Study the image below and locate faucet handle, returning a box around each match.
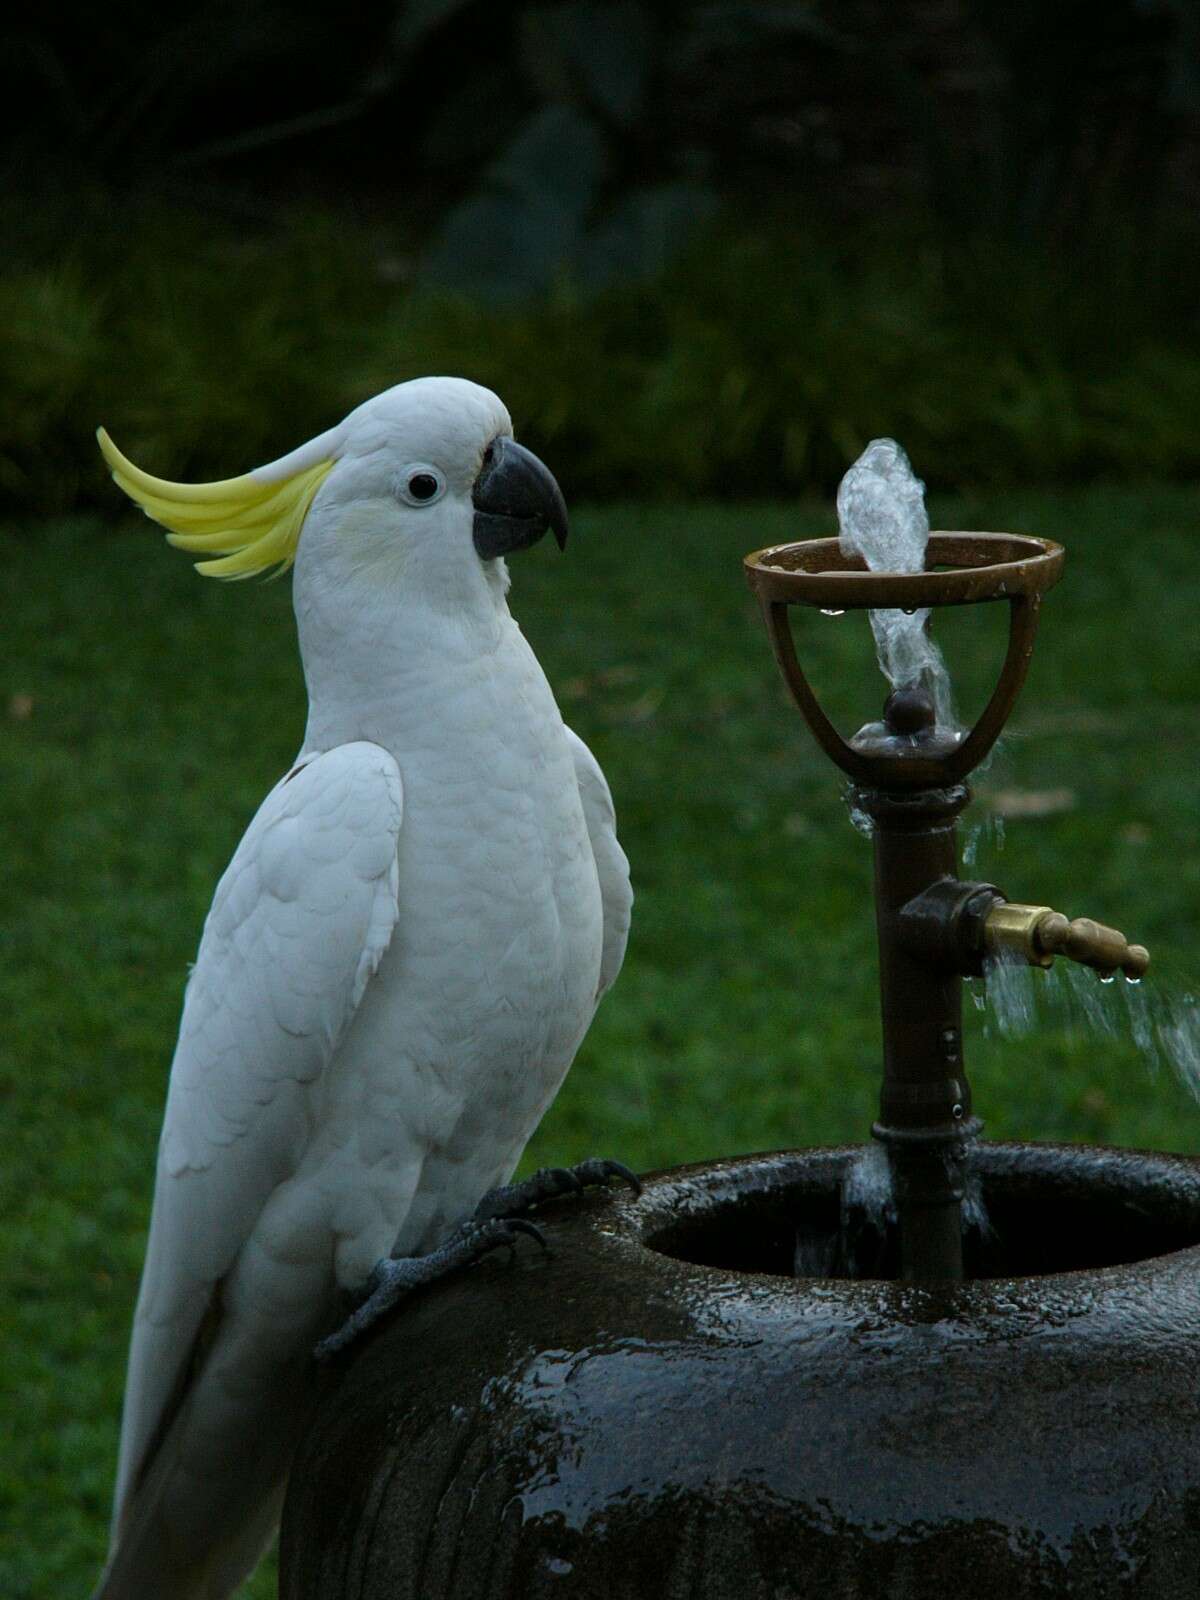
[1034,912,1150,980]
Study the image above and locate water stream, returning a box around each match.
[797,1142,996,1280]
[977,950,1200,1104]
[836,438,955,728]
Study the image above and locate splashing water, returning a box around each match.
[845,793,875,836]
[792,1145,896,1279]
[962,813,1006,868]
[832,1141,992,1275]
[1122,975,1158,1066]
[961,1165,995,1246]
[842,1141,895,1221]
[1063,962,1119,1038]
[982,946,1039,1038]
[978,951,1200,1104]
[836,438,954,728]
[1122,979,1200,1098]
[1159,999,1200,1100]
[982,950,1119,1043]
[838,1142,896,1278]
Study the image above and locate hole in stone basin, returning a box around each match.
[642,1162,1200,1283]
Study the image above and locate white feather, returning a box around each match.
[565,726,633,1002]
[111,744,402,1532]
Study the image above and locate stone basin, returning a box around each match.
[280,1142,1200,1599]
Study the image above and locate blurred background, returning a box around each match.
[4,3,1200,1596]
[5,0,1200,503]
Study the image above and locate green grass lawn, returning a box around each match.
[2,486,1198,1597]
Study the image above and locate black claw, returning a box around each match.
[606,1160,644,1196]
[505,1217,549,1252]
[575,1157,643,1196]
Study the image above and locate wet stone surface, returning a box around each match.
[281,1145,1200,1599]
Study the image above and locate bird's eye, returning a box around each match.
[395,465,446,507]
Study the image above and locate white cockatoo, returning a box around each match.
[92,377,632,1600]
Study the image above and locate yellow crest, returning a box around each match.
[97,429,335,579]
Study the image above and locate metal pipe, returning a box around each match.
[854,778,979,1282]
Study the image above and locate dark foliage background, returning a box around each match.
[3,0,1199,503]
[8,1,1198,244]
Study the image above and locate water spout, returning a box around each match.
[836,438,954,727]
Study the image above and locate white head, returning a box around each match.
[99,377,571,744]
[97,376,567,598]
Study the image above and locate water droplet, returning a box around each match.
[901,607,918,616]
[847,804,874,836]
[1099,972,1116,985]
[820,608,845,617]
[1125,975,1142,986]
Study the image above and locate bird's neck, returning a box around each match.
[292,542,515,755]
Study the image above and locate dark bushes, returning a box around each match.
[6,204,1199,515]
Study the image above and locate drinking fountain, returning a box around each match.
[743,530,1148,1282]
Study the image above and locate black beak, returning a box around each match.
[472,436,569,560]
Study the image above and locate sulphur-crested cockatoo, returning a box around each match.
[92,377,632,1600]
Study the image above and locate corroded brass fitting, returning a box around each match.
[983,902,1150,980]
[982,902,1058,969]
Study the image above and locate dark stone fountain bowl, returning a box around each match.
[280,1144,1200,1600]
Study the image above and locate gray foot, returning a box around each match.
[314,1217,546,1362]
[472,1157,642,1223]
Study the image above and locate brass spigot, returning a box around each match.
[983,902,1150,980]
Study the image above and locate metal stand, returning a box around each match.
[743,532,1065,1282]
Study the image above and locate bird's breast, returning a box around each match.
[307,633,605,1267]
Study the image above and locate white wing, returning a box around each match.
[564,726,631,1003]
[112,741,403,1529]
